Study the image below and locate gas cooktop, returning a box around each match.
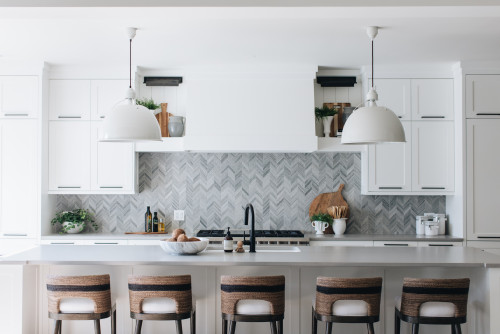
[196,229,304,238]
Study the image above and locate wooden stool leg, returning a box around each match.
[94,320,101,334]
[176,319,183,334]
[229,320,236,334]
[455,324,462,334]
[394,310,401,334]
[270,321,277,334]
[277,319,283,334]
[222,319,228,334]
[191,310,196,334]
[367,323,375,334]
[135,320,143,334]
[325,322,333,334]
[412,323,419,334]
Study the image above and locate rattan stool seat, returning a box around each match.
[128,275,195,334]
[394,277,470,334]
[46,274,116,334]
[312,277,382,334]
[221,275,285,334]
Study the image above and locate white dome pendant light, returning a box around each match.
[341,26,405,144]
[101,27,162,142]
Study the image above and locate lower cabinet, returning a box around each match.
[48,121,136,194]
[311,240,463,247]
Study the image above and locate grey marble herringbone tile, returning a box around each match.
[55,152,445,235]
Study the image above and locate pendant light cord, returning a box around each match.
[129,38,132,89]
[371,40,374,88]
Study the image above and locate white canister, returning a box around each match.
[425,223,440,236]
[416,217,425,235]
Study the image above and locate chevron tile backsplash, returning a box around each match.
[56,152,445,235]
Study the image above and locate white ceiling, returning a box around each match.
[1,6,500,71]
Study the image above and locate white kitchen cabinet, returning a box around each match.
[368,121,411,192]
[91,122,136,193]
[0,76,38,118]
[466,75,500,118]
[309,240,373,247]
[411,79,454,120]
[373,241,418,247]
[91,80,128,120]
[49,80,91,120]
[411,121,454,192]
[467,119,500,239]
[418,242,463,247]
[0,120,38,237]
[369,79,411,120]
[48,121,91,192]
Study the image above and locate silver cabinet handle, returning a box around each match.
[421,116,445,119]
[379,187,403,190]
[4,113,28,117]
[50,242,75,245]
[99,186,123,189]
[100,116,105,118]
[3,233,27,237]
[58,116,82,119]
[57,186,81,189]
[94,242,119,245]
[421,187,445,190]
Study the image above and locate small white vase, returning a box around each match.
[333,218,347,236]
[62,221,85,234]
[323,116,334,137]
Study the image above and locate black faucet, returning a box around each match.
[244,203,256,253]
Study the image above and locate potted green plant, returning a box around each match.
[315,105,338,137]
[136,97,160,112]
[51,209,97,234]
[310,213,333,235]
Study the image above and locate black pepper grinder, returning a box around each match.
[224,227,233,253]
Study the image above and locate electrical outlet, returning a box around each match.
[174,210,185,221]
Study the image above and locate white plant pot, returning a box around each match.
[323,116,334,137]
[333,218,347,236]
[62,221,85,234]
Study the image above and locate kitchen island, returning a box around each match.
[2,245,500,334]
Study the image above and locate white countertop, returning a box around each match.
[3,245,500,267]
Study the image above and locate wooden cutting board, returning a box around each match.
[155,103,172,137]
[308,184,349,218]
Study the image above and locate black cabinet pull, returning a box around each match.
[383,243,409,246]
[4,113,28,117]
[476,113,500,116]
[379,187,403,190]
[58,116,82,119]
[421,187,445,190]
[428,244,453,247]
[421,116,445,119]
[99,186,123,189]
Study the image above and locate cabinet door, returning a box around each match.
[411,79,454,120]
[49,80,91,120]
[0,76,38,118]
[0,120,38,237]
[91,122,136,193]
[466,75,500,118]
[91,79,128,120]
[368,121,411,192]
[369,79,411,120]
[467,119,500,238]
[48,121,91,192]
[411,121,454,192]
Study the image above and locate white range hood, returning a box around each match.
[182,65,318,152]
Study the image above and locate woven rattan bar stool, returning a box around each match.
[221,275,285,334]
[312,277,382,334]
[46,274,116,334]
[128,275,195,334]
[394,278,470,334]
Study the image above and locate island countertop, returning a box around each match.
[3,244,500,267]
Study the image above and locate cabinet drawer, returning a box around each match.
[418,242,463,247]
[373,241,418,247]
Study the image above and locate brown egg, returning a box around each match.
[172,228,185,239]
[167,238,177,242]
[177,234,189,242]
[188,237,200,242]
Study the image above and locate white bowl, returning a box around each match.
[159,238,209,255]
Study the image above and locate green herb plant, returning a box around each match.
[310,212,333,226]
[315,105,338,122]
[136,97,160,111]
[51,209,98,234]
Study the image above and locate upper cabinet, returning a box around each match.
[466,75,500,118]
[369,79,411,120]
[0,76,38,118]
[411,79,454,120]
[49,79,127,121]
